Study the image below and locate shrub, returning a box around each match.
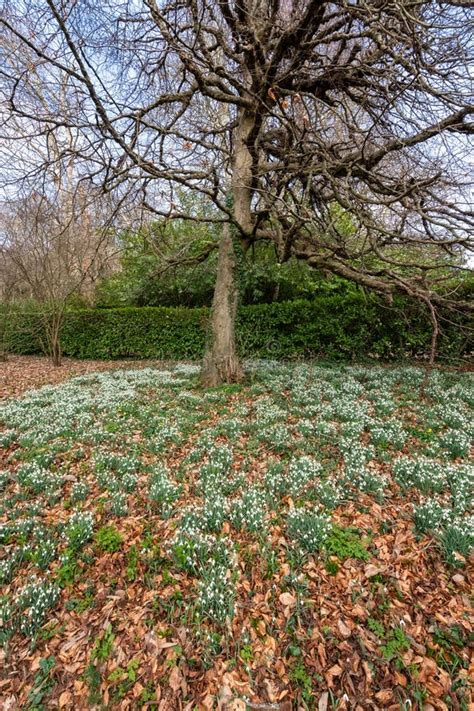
[4,295,471,362]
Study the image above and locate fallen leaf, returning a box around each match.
[225,701,246,711]
[337,619,352,639]
[394,671,407,687]
[375,690,393,702]
[169,665,182,692]
[59,691,72,707]
[279,592,296,607]
[318,691,329,711]
[364,564,386,578]
[325,664,342,688]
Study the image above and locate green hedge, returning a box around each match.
[3,294,472,361]
[237,295,471,360]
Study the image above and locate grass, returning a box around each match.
[0,361,472,708]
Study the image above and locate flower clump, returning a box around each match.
[393,457,446,494]
[439,516,474,567]
[287,507,332,553]
[413,499,451,535]
[16,462,62,497]
[370,420,407,450]
[196,558,236,624]
[230,487,266,532]
[71,481,90,503]
[15,576,60,637]
[148,465,182,515]
[62,511,94,551]
[287,456,323,496]
[197,445,233,495]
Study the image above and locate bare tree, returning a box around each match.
[0,47,130,365]
[1,181,119,365]
[1,0,473,381]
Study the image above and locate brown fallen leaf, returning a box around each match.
[225,701,246,711]
[375,689,393,703]
[364,564,386,578]
[337,619,352,639]
[263,679,279,702]
[394,671,407,687]
[279,592,296,607]
[168,665,182,692]
[58,690,72,707]
[325,664,342,688]
[318,691,329,711]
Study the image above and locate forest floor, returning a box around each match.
[0,358,472,710]
[0,355,169,400]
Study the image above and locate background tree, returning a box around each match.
[0,50,130,365]
[96,230,339,308]
[1,0,473,380]
[1,183,119,365]
[0,233,18,361]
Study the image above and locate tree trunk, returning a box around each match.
[201,224,243,387]
[51,339,62,367]
[45,310,63,367]
[0,311,7,361]
[50,319,62,367]
[200,104,254,387]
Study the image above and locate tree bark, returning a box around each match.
[232,111,255,240]
[50,316,63,367]
[0,310,8,361]
[201,224,243,387]
[201,105,254,387]
[43,310,63,367]
[50,338,62,367]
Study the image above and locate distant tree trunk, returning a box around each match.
[50,337,62,367]
[41,309,63,367]
[201,224,242,386]
[49,312,63,367]
[0,306,8,361]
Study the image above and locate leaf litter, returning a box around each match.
[0,358,472,709]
